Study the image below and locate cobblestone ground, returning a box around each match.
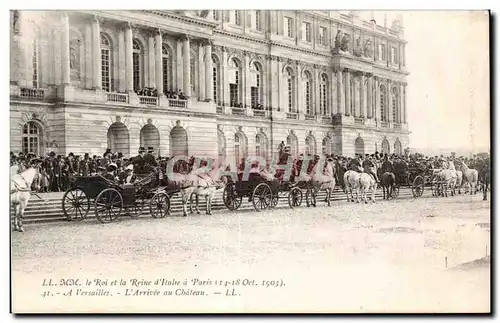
[12,193,490,313]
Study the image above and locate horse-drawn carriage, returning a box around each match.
[390,164,439,198]
[62,171,160,223]
[222,171,305,212]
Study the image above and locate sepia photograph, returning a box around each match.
[8,4,491,314]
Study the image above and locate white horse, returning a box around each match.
[456,160,478,195]
[343,170,361,203]
[11,166,40,232]
[448,160,463,195]
[359,172,377,203]
[433,167,457,197]
[304,160,336,207]
[188,171,225,216]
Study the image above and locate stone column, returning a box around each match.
[337,69,344,115]
[244,51,251,107]
[261,57,267,108]
[91,16,101,89]
[330,70,336,115]
[360,72,366,117]
[124,23,133,92]
[296,63,303,114]
[204,40,213,101]
[148,34,155,88]
[367,75,373,118]
[61,13,70,85]
[84,22,93,89]
[269,56,278,110]
[176,39,183,92]
[155,30,163,94]
[222,47,229,105]
[344,69,351,116]
[53,28,62,85]
[182,35,191,97]
[198,43,205,101]
[117,28,126,92]
[294,62,300,113]
[387,80,393,122]
[399,83,405,123]
[10,10,24,86]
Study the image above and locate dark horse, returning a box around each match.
[478,162,490,201]
[380,172,396,200]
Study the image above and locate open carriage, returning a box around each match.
[391,164,439,198]
[222,168,307,212]
[62,172,158,223]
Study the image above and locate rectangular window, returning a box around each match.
[235,11,241,26]
[132,52,140,91]
[303,22,311,42]
[305,81,311,114]
[391,47,399,64]
[285,17,293,38]
[230,83,238,106]
[379,44,386,61]
[101,49,110,92]
[319,27,326,46]
[32,43,38,88]
[251,86,259,108]
[190,58,196,92]
[213,67,218,103]
[212,10,218,20]
[162,57,169,93]
[255,11,261,30]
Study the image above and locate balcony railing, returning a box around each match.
[216,106,224,114]
[381,121,389,128]
[106,92,129,103]
[305,114,315,121]
[20,87,46,99]
[286,112,299,120]
[321,115,332,124]
[394,123,402,130]
[354,117,365,125]
[168,99,187,108]
[231,107,245,116]
[253,109,267,118]
[138,95,158,106]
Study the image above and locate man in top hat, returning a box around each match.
[144,146,158,170]
[133,147,146,174]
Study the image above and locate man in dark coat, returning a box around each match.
[362,155,379,183]
[144,146,158,171]
[349,155,362,172]
[133,147,146,174]
[381,154,395,174]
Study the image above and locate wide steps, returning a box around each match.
[12,188,414,225]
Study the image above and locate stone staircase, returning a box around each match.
[11,188,415,226]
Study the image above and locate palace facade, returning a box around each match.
[10,10,409,164]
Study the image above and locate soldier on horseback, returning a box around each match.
[362,155,379,184]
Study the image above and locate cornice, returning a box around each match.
[142,10,219,29]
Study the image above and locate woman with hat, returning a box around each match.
[103,163,118,181]
[120,164,137,184]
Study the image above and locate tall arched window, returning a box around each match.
[22,122,41,155]
[304,71,313,115]
[285,67,294,113]
[381,139,390,155]
[322,137,331,155]
[162,44,172,93]
[255,133,267,159]
[101,33,112,92]
[380,85,387,121]
[394,139,402,155]
[32,39,38,88]
[350,79,354,115]
[250,62,262,108]
[132,39,143,91]
[392,87,399,123]
[305,135,316,156]
[319,73,328,115]
[355,137,365,156]
[229,58,241,107]
[234,132,247,165]
[212,55,220,104]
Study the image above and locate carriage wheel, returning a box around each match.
[392,185,400,199]
[94,188,123,224]
[412,176,425,198]
[127,197,145,218]
[62,188,90,221]
[252,183,272,212]
[149,192,171,218]
[288,187,303,208]
[223,183,242,211]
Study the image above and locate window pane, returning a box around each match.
[163,57,169,92]
[133,52,140,91]
[101,48,110,92]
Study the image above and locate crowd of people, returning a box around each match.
[10,142,490,194]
